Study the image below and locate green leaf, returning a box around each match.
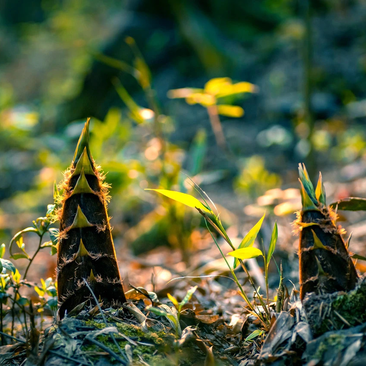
[10,253,29,260]
[267,222,278,267]
[228,247,263,260]
[9,228,37,261]
[41,241,58,255]
[351,253,366,261]
[148,306,169,317]
[73,119,92,164]
[179,286,197,312]
[330,197,366,211]
[148,305,181,337]
[0,259,16,274]
[146,189,211,213]
[298,163,318,209]
[233,214,265,268]
[244,329,263,342]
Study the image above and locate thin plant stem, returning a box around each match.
[198,209,271,320]
[24,234,43,280]
[207,105,227,150]
[264,258,270,308]
[11,290,16,337]
[204,219,267,327]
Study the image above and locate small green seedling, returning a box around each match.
[148,286,197,337]
[146,187,278,329]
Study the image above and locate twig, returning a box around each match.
[48,350,92,366]
[0,331,25,343]
[85,337,127,365]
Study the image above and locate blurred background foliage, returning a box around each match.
[2,0,366,283]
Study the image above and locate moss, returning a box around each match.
[314,333,346,359]
[332,283,366,326]
[81,317,177,364]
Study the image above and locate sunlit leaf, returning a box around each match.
[204,77,232,95]
[34,286,45,297]
[146,189,211,213]
[233,214,265,268]
[167,293,179,308]
[217,105,244,118]
[330,197,366,211]
[267,222,278,267]
[315,172,326,205]
[186,93,215,107]
[12,269,21,283]
[179,286,197,312]
[216,81,257,98]
[228,247,263,260]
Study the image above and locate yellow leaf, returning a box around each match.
[167,293,179,308]
[186,93,215,107]
[228,247,263,260]
[34,286,45,297]
[216,82,257,98]
[12,268,21,283]
[146,189,211,213]
[217,105,244,118]
[204,77,232,95]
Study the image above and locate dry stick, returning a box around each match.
[197,209,271,321]
[83,279,128,364]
